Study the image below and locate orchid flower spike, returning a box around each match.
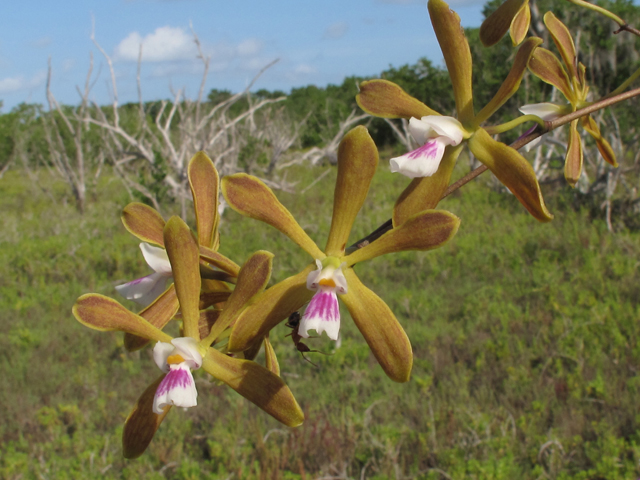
[152,337,202,414]
[115,243,173,306]
[390,116,465,178]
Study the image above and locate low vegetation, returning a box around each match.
[2,158,640,479]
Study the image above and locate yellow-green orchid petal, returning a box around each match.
[565,119,583,187]
[122,374,171,459]
[475,37,542,126]
[202,348,304,427]
[228,265,315,353]
[222,174,325,260]
[479,0,528,47]
[346,210,460,266]
[544,11,577,79]
[582,116,618,167]
[468,128,553,222]
[121,202,166,247]
[356,79,440,119]
[264,334,280,376]
[428,0,474,123]
[528,48,575,102]
[509,0,530,46]
[163,216,201,340]
[204,251,274,345]
[199,245,241,276]
[392,145,462,227]
[73,294,172,343]
[188,151,220,250]
[325,126,378,257]
[341,269,412,383]
[124,284,179,351]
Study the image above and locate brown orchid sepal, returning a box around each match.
[468,129,553,222]
[479,0,530,47]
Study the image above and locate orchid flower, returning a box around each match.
[356,0,552,228]
[117,152,241,351]
[73,216,303,458]
[525,11,617,186]
[390,116,466,178]
[221,126,461,383]
[479,0,531,47]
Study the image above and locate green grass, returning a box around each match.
[2,161,640,479]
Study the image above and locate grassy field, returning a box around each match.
[2,160,640,480]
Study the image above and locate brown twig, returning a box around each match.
[614,24,640,37]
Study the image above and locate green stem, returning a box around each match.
[566,0,625,25]
[484,114,546,135]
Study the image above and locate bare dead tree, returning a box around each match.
[86,27,294,219]
[41,55,103,213]
[293,109,369,166]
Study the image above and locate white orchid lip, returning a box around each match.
[518,102,567,120]
[115,243,173,306]
[390,115,465,179]
[152,337,202,414]
[299,258,347,341]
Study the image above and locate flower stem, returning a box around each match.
[484,115,546,135]
[566,0,625,26]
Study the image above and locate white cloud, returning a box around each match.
[0,70,46,94]
[114,26,197,62]
[324,22,349,39]
[237,38,263,57]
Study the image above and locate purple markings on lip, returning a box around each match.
[407,140,439,160]
[304,290,339,322]
[156,366,193,396]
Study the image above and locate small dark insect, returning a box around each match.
[285,311,330,367]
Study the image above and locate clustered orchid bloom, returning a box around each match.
[221,126,461,383]
[115,153,241,352]
[357,0,553,228]
[524,11,617,186]
[73,214,303,458]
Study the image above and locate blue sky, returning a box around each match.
[0,0,486,111]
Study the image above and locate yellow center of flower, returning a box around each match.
[319,278,336,288]
[167,354,186,365]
